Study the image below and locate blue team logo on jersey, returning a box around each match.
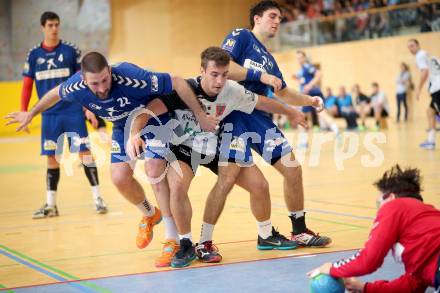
[223,39,236,52]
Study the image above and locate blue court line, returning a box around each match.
[0,248,95,293]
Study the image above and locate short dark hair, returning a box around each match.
[81,52,109,74]
[408,38,419,45]
[201,47,230,69]
[372,82,379,87]
[40,11,60,26]
[249,1,281,28]
[374,164,423,201]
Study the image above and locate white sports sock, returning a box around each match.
[46,190,56,207]
[136,199,155,217]
[179,232,192,241]
[163,216,179,242]
[257,219,272,239]
[91,185,101,201]
[199,222,215,244]
[289,210,305,219]
[330,123,339,134]
[428,129,436,143]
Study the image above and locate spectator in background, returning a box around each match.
[352,84,371,130]
[371,82,390,130]
[396,62,412,122]
[324,86,339,117]
[337,86,358,129]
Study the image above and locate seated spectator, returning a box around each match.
[337,86,358,129]
[324,86,339,117]
[352,84,371,130]
[370,82,390,130]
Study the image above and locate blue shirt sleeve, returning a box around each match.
[58,73,81,102]
[22,50,35,78]
[221,28,249,61]
[74,47,81,72]
[113,63,173,98]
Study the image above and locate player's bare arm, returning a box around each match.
[276,87,323,112]
[171,75,218,131]
[127,99,168,160]
[5,84,61,132]
[255,95,307,128]
[227,60,282,92]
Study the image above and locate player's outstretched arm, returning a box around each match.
[170,75,218,132]
[256,95,307,129]
[228,61,282,92]
[5,85,61,132]
[276,87,323,111]
[127,99,168,160]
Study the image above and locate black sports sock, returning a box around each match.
[47,168,60,191]
[83,164,99,186]
[289,214,307,235]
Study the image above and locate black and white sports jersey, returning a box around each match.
[159,77,258,155]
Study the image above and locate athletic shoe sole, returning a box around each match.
[170,254,196,268]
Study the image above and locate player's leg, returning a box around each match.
[145,158,179,267]
[253,113,331,247]
[273,152,331,247]
[65,113,108,214]
[167,151,196,268]
[111,127,161,249]
[235,165,298,251]
[196,162,241,263]
[33,115,61,219]
[318,111,339,134]
[420,92,440,149]
[143,113,179,267]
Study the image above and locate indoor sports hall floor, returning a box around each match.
[1,118,439,292]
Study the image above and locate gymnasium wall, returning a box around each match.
[109,0,257,75]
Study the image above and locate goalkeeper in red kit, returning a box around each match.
[309,164,440,293]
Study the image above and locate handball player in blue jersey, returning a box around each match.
[6,51,217,256]
[19,12,107,218]
[220,0,331,247]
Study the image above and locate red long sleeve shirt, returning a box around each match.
[330,198,440,293]
[20,42,59,111]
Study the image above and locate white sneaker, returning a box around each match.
[95,197,108,214]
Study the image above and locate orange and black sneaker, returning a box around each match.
[155,239,179,268]
[136,207,162,249]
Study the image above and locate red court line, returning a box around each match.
[1,247,360,291]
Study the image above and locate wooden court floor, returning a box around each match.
[0,118,439,291]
